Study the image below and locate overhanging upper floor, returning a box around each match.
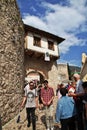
[24,24,65,61]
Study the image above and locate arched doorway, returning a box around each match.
[25,71,45,84]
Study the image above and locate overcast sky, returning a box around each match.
[17,0,87,67]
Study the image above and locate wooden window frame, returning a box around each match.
[48,40,54,51]
[33,36,41,47]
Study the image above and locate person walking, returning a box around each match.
[21,81,38,130]
[55,87,77,130]
[41,80,54,130]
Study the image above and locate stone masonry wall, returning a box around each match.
[25,55,60,93]
[0,0,24,125]
[57,64,69,83]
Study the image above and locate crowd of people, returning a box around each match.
[20,73,87,130]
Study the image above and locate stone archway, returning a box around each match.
[25,71,45,84]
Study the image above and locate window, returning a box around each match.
[48,40,54,51]
[33,36,41,47]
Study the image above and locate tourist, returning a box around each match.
[41,80,54,130]
[20,81,38,130]
[55,87,76,130]
[56,83,64,99]
[67,81,76,93]
[69,73,84,130]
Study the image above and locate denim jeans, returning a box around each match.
[26,107,36,130]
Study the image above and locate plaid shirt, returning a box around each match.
[41,87,54,104]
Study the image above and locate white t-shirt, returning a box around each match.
[24,85,38,108]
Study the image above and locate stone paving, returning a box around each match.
[2,96,60,130]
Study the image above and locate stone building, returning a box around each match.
[57,63,69,84]
[24,24,65,90]
[81,53,87,81]
[57,63,81,85]
[1,0,82,128]
[0,2,65,125]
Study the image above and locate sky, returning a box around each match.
[17,0,87,67]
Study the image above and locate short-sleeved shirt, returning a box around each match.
[41,87,54,104]
[24,85,38,108]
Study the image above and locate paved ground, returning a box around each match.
[2,97,60,130]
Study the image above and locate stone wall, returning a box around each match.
[57,63,69,83]
[0,0,24,125]
[25,54,58,89]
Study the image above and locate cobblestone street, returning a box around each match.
[3,97,60,130]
